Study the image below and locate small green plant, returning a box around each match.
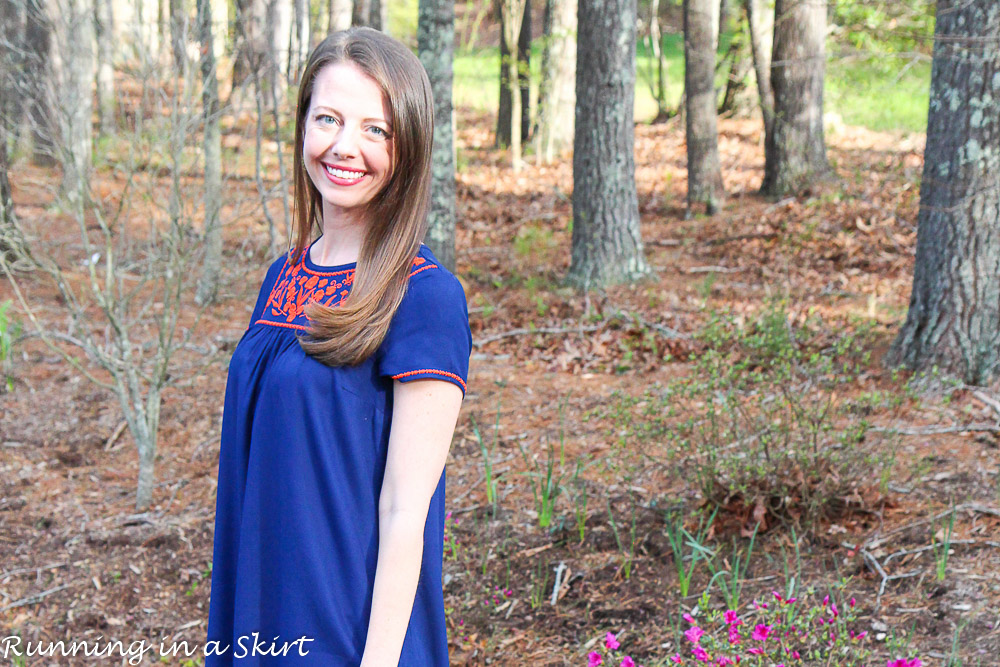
[707,523,759,612]
[606,497,639,580]
[663,506,717,597]
[0,299,20,392]
[569,455,589,543]
[932,506,956,582]
[517,399,569,528]
[945,618,969,666]
[529,557,551,609]
[472,396,504,514]
[444,510,460,561]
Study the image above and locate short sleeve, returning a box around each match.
[246,253,289,330]
[376,271,473,397]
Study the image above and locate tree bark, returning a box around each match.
[290,0,310,79]
[535,0,575,164]
[745,0,774,141]
[369,0,386,31]
[647,0,669,120]
[196,0,223,305]
[352,0,370,26]
[53,0,95,211]
[886,1,1000,385]
[329,0,351,31]
[496,0,530,149]
[567,0,649,288]
[761,0,828,196]
[684,0,724,215]
[417,0,456,271]
[518,0,531,141]
[24,0,55,166]
[94,0,115,135]
[169,0,186,72]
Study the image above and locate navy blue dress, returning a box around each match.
[206,239,472,665]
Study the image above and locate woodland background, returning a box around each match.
[1,0,1000,665]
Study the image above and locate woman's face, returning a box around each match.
[302,61,393,225]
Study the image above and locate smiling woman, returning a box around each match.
[206,27,471,667]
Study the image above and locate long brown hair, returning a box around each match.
[291,28,434,366]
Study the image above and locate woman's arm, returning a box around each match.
[359,378,464,667]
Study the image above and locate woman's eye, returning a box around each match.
[317,114,337,125]
[369,126,389,138]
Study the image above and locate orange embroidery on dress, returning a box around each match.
[255,252,438,331]
[391,369,467,392]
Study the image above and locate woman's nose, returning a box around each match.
[331,123,360,159]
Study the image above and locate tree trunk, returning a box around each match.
[495,0,530,149]
[352,0,369,26]
[169,0,186,72]
[647,0,669,120]
[535,0,575,164]
[518,0,531,141]
[0,9,24,268]
[25,0,55,166]
[745,0,773,140]
[567,0,649,288]
[94,0,115,135]
[289,0,309,79]
[196,0,223,305]
[498,0,527,170]
[369,0,386,31]
[53,0,95,211]
[761,0,828,196]
[329,0,351,31]
[684,0,724,215]
[719,18,753,116]
[886,1,1000,385]
[417,0,456,271]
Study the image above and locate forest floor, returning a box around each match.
[2,108,999,666]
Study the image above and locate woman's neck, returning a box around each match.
[314,205,368,265]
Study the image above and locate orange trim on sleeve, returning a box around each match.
[408,264,438,278]
[391,368,467,392]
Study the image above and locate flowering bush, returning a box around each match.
[661,590,923,666]
[586,632,644,667]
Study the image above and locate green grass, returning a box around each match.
[826,54,930,133]
[451,33,930,134]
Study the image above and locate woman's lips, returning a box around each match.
[323,163,366,186]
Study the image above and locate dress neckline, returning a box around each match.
[305,237,358,272]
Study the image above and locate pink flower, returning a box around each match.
[727,625,741,645]
[724,610,740,625]
[822,594,830,607]
[830,602,839,618]
[772,590,784,602]
[850,630,867,641]
[751,624,772,642]
[671,655,682,664]
[887,660,922,667]
[692,645,710,662]
[684,613,696,624]
[685,626,705,644]
[620,657,635,667]
[589,651,604,667]
[717,658,734,666]
[747,647,763,655]
[789,650,801,659]
[606,633,620,651]
[849,597,856,608]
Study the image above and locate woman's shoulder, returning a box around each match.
[405,244,466,300]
